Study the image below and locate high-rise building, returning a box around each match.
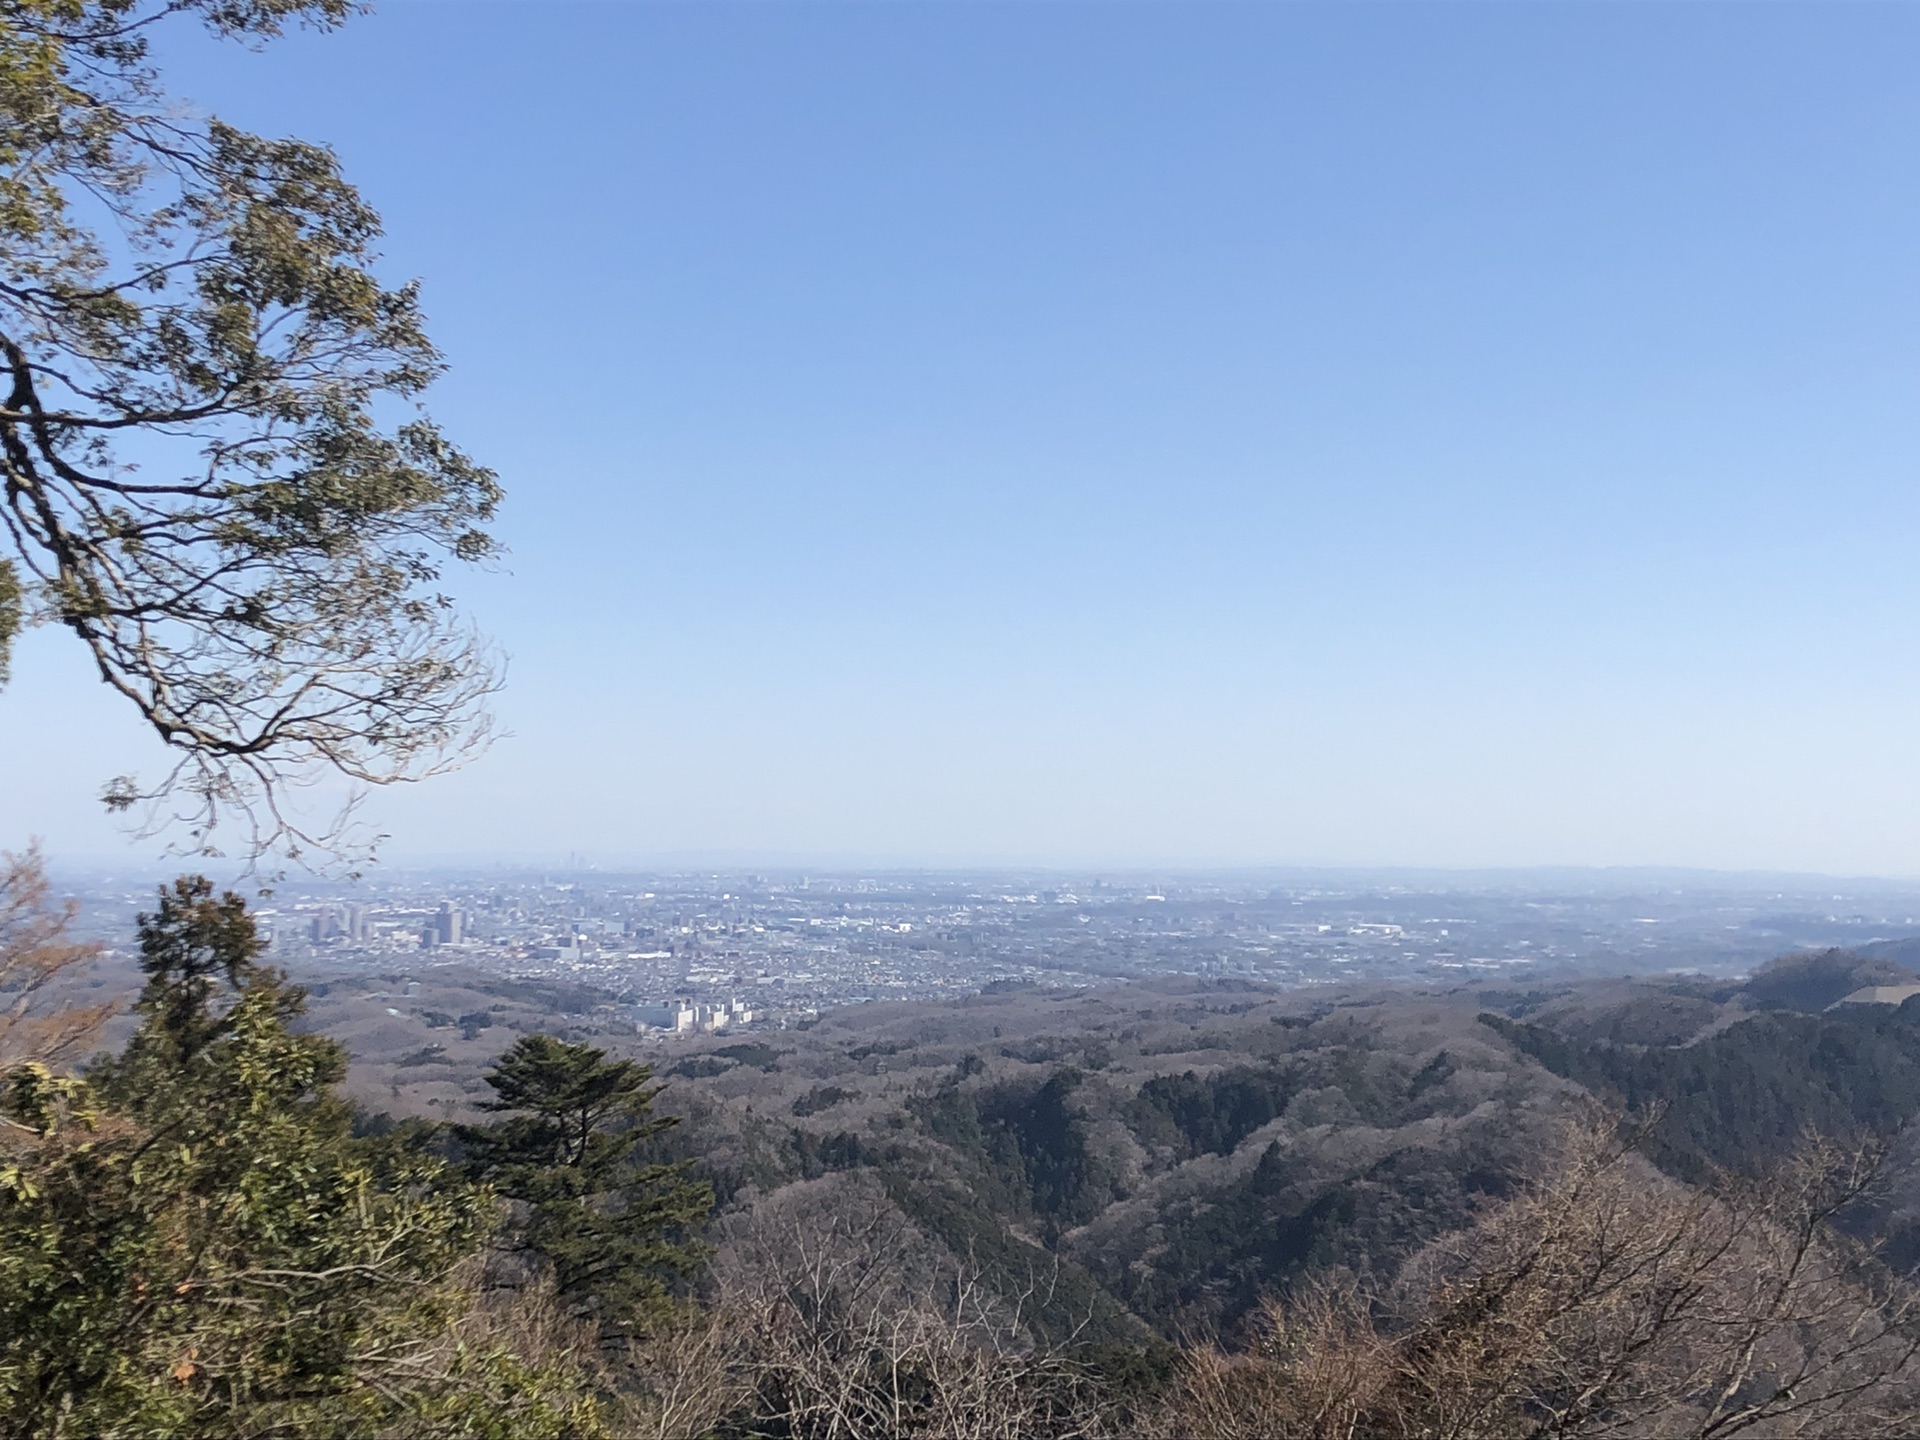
[435,903,463,946]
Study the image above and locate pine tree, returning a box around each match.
[460,1035,712,1341]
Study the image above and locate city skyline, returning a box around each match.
[39,862,1920,1057]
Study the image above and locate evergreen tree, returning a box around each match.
[122,876,267,1064]
[0,879,598,1437]
[460,1035,712,1340]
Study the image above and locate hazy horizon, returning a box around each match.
[40,850,1920,896]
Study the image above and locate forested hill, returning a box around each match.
[18,882,1920,1432]
[267,938,1920,1351]
[1478,947,1920,1179]
[1482,999,1920,1180]
[1477,949,1920,1271]
[600,948,1920,1345]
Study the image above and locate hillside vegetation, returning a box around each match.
[592,950,1920,1348]
[10,865,1920,1436]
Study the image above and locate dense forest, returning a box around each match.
[1483,996,1920,1180]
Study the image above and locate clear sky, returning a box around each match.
[3,1,1918,875]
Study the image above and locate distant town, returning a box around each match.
[52,866,1920,1037]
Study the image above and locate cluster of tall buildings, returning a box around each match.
[420,902,464,949]
[289,899,467,956]
[308,904,369,945]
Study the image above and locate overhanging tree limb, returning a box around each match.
[0,0,501,868]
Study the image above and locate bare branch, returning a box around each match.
[0,842,109,1071]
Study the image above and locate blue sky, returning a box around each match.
[4,1,1919,873]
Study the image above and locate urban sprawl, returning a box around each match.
[58,869,1920,1039]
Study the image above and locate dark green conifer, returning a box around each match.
[460,1035,713,1340]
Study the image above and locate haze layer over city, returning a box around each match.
[3,3,1915,1040]
[43,863,1920,1039]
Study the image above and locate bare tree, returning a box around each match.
[624,1174,1110,1440]
[1152,1115,1920,1440]
[0,0,500,867]
[0,843,107,1073]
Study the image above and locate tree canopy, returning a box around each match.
[0,877,600,1436]
[0,0,499,865]
[460,1034,713,1343]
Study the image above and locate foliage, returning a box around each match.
[0,554,17,686]
[712,1041,783,1071]
[124,874,260,1062]
[458,1008,495,1040]
[910,1068,1117,1234]
[1744,949,1920,1013]
[0,877,598,1436]
[792,1083,857,1117]
[1126,1063,1303,1159]
[1481,1004,1920,1181]
[459,1034,713,1341]
[668,1054,734,1079]
[787,1126,873,1179]
[0,0,500,865]
[1121,1133,1524,1331]
[880,1173,1147,1348]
